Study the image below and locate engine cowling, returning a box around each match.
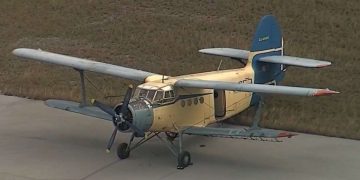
[114,99,153,134]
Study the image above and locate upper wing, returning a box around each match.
[175,79,339,96]
[199,48,249,60]
[199,48,331,68]
[13,48,159,82]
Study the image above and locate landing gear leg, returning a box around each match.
[116,132,193,169]
[155,131,192,169]
[116,132,159,160]
[176,131,192,169]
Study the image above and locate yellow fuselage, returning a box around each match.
[143,63,255,132]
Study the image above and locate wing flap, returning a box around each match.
[183,126,295,139]
[175,79,338,96]
[13,48,158,82]
[199,48,249,59]
[45,99,112,121]
[258,55,331,68]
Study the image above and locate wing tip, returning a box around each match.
[198,49,206,53]
[277,132,298,138]
[12,48,23,56]
[12,48,40,57]
[313,89,340,96]
[315,62,332,68]
[199,48,218,54]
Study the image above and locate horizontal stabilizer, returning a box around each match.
[45,100,112,121]
[13,48,158,82]
[175,79,339,96]
[258,55,331,68]
[183,126,296,139]
[199,48,249,59]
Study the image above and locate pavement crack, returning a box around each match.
[79,159,119,180]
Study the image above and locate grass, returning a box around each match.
[0,0,359,139]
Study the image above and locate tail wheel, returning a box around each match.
[177,151,191,169]
[117,143,130,159]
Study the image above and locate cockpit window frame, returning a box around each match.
[134,85,176,105]
[160,89,176,104]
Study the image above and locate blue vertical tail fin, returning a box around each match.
[250,15,283,52]
[249,15,285,85]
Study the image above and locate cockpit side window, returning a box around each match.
[138,89,148,98]
[164,91,171,99]
[146,90,156,101]
[170,90,175,97]
[154,90,164,102]
[134,86,176,104]
[161,90,176,104]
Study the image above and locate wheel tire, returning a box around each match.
[177,151,191,169]
[117,143,130,159]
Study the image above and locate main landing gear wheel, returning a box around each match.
[117,143,130,159]
[177,151,192,169]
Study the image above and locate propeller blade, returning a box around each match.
[106,127,118,152]
[120,85,133,115]
[91,99,116,117]
[124,121,145,137]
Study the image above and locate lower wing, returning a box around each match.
[183,126,296,140]
[46,99,112,121]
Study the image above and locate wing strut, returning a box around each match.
[75,68,88,107]
[250,98,264,129]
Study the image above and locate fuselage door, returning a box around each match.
[214,90,226,117]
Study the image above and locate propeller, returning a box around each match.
[91,85,144,152]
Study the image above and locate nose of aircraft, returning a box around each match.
[126,99,154,134]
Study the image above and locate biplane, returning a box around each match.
[12,15,338,169]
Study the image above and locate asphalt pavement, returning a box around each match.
[0,95,359,180]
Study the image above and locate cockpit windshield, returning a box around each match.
[133,85,176,104]
[136,88,157,102]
